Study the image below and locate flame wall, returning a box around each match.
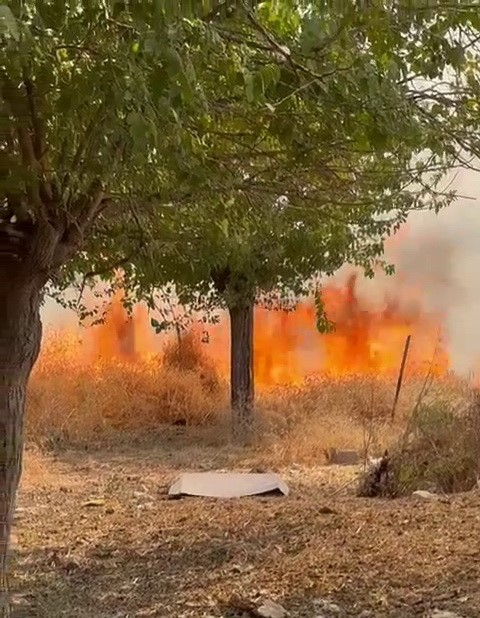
[41,168,480,382]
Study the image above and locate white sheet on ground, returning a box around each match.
[168,472,289,498]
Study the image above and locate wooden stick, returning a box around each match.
[391,334,411,421]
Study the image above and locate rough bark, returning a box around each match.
[0,271,43,616]
[229,302,254,442]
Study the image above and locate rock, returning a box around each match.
[313,599,342,615]
[324,448,360,465]
[412,490,438,500]
[412,490,449,503]
[256,599,288,618]
[429,611,464,618]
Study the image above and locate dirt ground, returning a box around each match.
[11,435,480,618]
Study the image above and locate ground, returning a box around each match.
[12,435,480,618]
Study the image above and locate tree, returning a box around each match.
[1,0,480,609]
[0,1,228,609]
[121,2,480,438]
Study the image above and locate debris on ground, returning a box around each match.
[313,598,342,616]
[324,448,360,465]
[255,599,288,618]
[226,596,287,618]
[256,600,288,618]
[356,451,394,497]
[14,446,480,617]
[412,490,450,503]
[428,611,465,618]
[169,472,289,498]
[82,498,106,507]
[317,505,337,514]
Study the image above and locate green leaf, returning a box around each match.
[0,5,20,40]
[3,0,478,344]
[151,318,170,333]
[244,71,255,104]
[218,218,229,238]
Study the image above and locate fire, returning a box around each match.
[321,273,448,377]
[89,292,154,360]
[88,271,449,385]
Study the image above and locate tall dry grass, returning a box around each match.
[27,330,227,448]
[27,329,469,464]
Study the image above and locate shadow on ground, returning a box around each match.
[12,446,480,618]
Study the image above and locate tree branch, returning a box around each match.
[242,4,354,82]
[75,180,109,233]
[22,74,45,162]
[1,74,49,222]
[76,240,146,308]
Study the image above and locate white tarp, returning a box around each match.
[168,472,289,498]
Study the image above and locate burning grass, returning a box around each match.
[27,331,228,449]
[27,329,468,469]
[28,268,462,459]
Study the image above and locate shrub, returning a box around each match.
[359,393,480,496]
[163,330,223,394]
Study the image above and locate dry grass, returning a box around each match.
[27,330,469,466]
[19,445,59,491]
[385,393,480,495]
[13,442,480,618]
[27,331,228,448]
[16,330,480,617]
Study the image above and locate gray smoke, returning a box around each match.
[332,167,480,376]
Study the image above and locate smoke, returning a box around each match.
[405,202,480,375]
[331,167,480,376]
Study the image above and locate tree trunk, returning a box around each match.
[0,275,43,615]
[228,302,254,442]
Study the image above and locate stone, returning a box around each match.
[429,611,464,618]
[313,599,342,615]
[412,490,439,500]
[412,490,450,503]
[256,599,288,618]
[324,448,360,465]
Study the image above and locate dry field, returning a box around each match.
[13,332,480,617]
[27,331,466,460]
[13,440,480,618]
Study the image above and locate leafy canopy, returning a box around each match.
[2,1,479,322]
[118,1,480,324]
[1,1,217,283]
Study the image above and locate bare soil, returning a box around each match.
[12,436,480,618]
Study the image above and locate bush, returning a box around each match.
[27,330,227,448]
[163,330,223,394]
[359,394,480,496]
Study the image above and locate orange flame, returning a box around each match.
[90,292,153,360]
[89,272,449,384]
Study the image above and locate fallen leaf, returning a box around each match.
[256,599,288,618]
[82,498,105,507]
[318,505,337,514]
